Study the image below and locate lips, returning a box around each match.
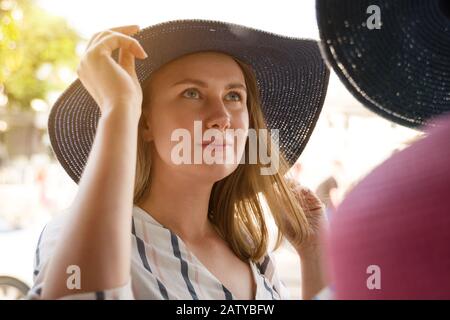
[201,141,232,147]
[200,137,233,147]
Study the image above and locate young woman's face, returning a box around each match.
[142,51,250,183]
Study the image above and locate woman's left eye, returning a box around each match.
[225,91,242,101]
[182,88,201,99]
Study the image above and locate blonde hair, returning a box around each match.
[134,53,311,262]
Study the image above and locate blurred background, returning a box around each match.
[0,0,422,299]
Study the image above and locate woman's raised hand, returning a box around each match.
[282,178,327,256]
[76,25,148,120]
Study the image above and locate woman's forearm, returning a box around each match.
[298,247,328,300]
[41,107,140,299]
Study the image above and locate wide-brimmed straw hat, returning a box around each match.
[48,19,329,184]
[316,0,450,128]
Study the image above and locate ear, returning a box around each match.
[140,110,154,142]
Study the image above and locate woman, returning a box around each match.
[27,20,330,300]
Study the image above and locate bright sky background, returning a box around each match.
[36,0,356,107]
[37,0,320,40]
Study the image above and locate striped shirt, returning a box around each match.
[26,205,291,300]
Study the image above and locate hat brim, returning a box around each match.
[316,0,450,129]
[48,19,329,184]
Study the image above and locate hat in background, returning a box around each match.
[327,113,450,299]
[316,0,450,128]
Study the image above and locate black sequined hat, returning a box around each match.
[316,0,450,128]
[48,19,330,184]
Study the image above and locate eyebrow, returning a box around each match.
[172,78,247,91]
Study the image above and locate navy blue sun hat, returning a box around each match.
[48,19,330,184]
[316,0,450,128]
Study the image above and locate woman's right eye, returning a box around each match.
[182,88,201,99]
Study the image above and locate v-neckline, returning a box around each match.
[173,232,259,300]
[133,205,260,300]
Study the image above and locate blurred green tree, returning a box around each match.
[0,0,80,110]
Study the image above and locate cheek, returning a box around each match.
[150,108,196,164]
[234,109,250,141]
[150,112,181,158]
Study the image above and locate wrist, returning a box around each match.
[101,105,141,126]
[296,244,323,260]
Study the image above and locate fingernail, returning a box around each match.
[131,25,140,35]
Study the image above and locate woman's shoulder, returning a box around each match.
[254,252,276,278]
[253,252,292,299]
[131,205,163,227]
[38,206,159,249]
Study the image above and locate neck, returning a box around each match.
[137,160,216,243]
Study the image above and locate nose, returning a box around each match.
[205,98,231,131]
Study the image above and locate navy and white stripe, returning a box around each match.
[25,205,291,300]
[170,231,199,300]
[33,225,46,277]
[222,285,233,300]
[132,217,169,299]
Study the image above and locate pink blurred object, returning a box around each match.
[327,113,450,299]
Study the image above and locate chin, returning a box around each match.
[196,163,239,183]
